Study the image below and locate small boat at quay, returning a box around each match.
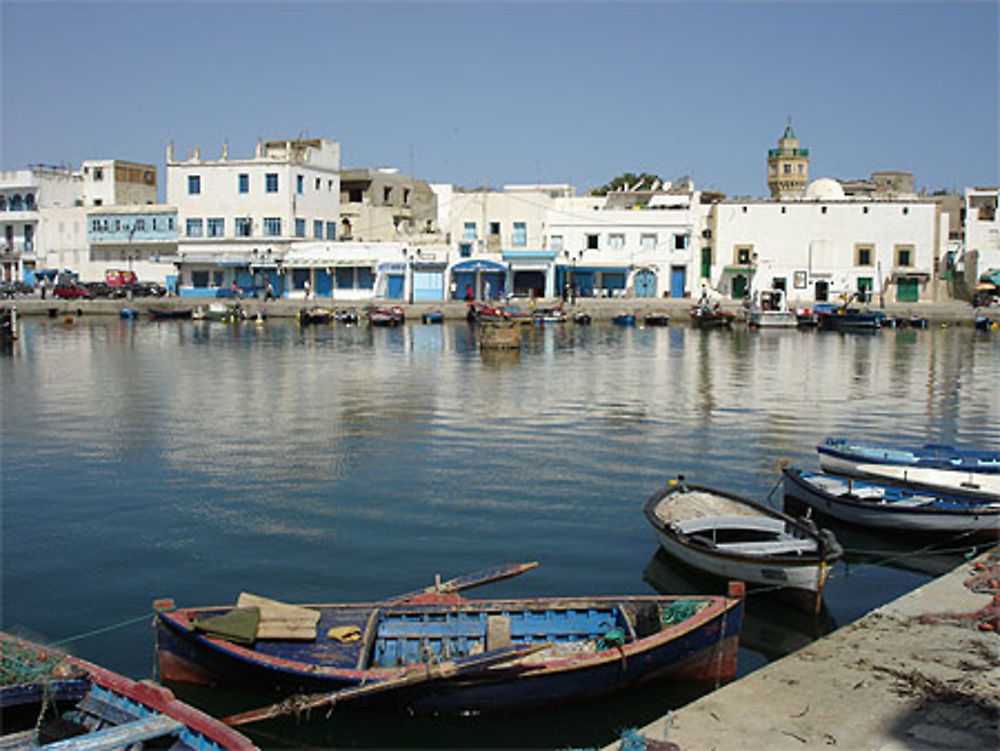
[421,310,444,324]
[148,308,193,320]
[643,311,670,327]
[689,302,734,329]
[644,477,843,612]
[0,631,257,750]
[747,289,797,329]
[612,312,636,326]
[816,306,886,331]
[153,563,745,719]
[782,467,1000,539]
[297,307,336,325]
[368,306,405,326]
[818,437,1000,501]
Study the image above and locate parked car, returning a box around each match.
[125,282,167,297]
[54,283,94,300]
[84,281,117,298]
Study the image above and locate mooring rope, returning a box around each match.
[50,612,153,647]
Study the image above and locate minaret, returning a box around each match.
[767,120,809,198]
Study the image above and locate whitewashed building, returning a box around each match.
[168,138,341,298]
[964,187,1000,278]
[708,178,942,305]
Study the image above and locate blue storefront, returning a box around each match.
[451,259,507,301]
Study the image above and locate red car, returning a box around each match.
[54,283,94,300]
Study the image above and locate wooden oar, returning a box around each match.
[390,561,539,603]
[222,642,546,727]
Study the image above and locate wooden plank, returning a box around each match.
[41,714,183,751]
[393,562,539,602]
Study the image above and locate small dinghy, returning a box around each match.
[644,477,843,612]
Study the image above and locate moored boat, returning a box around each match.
[153,564,745,717]
[148,308,193,320]
[644,477,842,612]
[421,310,444,324]
[689,303,734,329]
[368,306,405,326]
[747,289,797,329]
[298,307,336,325]
[0,631,256,750]
[818,436,1000,475]
[782,467,1000,539]
[643,311,670,327]
[612,312,636,326]
[817,307,885,331]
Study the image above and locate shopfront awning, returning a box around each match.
[451,259,507,273]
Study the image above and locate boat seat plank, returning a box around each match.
[714,539,819,555]
[39,714,183,751]
[675,516,785,535]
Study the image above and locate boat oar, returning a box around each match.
[221,643,547,727]
[390,561,538,603]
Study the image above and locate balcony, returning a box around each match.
[768,148,810,158]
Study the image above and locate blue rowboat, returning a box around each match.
[0,632,256,750]
[154,564,744,718]
[612,313,636,326]
[421,310,444,324]
[782,467,1000,539]
[818,437,1000,475]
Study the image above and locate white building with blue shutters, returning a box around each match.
[168,138,341,298]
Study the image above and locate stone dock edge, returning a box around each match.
[607,545,999,751]
[4,296,996,326]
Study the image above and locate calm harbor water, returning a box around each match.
[2,317,998,748]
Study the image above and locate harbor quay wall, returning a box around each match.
[2,296,989,326]
[608,545,1000,751]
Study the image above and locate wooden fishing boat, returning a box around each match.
[818,437,1000,501]
[643,311,670,327]
[782,467,1000,539]
[153,563,744,718]
[421,310,444,324]
[148,308,193,320]
[689,304,734,329]
[298,307,336,325]
[532,305,567,324]
[0,632,256,750]
[644,478,842,612]
[817,307,885,331]
[612,312,636,326]
[572,311,592,325]
[368,306,405,326]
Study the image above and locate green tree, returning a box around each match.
[590,172,664,196]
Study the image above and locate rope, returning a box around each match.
[50,612,153,648]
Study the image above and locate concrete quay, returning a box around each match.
[613,546,1000,751]
[2,295,991,326]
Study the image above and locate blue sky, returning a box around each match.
[2,2,997,199]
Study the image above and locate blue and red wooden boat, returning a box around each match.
[0,631,256,750]
[153,563,745,719]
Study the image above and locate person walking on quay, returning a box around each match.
[265,282,274,302]
[304,279,311,300]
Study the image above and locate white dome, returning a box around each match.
[804,178,845,200]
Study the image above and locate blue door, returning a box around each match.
[634,269,656,298]
[413,271,443,301]
[670,266,687,298]
[315,270,333,297]
[386,274,405,299]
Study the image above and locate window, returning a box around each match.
[586,234,599,250]
[336,267,354,289]
[463,222,476,241]
[185,218,203,237]
[207,218,224,237]
[24,194,35,209]
[383,186,392,203]
[134,218,145,231]
[213,271,224,287]
[297,175,304,194]
[821,206,828,214]
[640,234,657,251]
[93,167,103,181]
[295,218,306,237]
[348,188,363,202]
[403,188,411,205]
[902,207,909,216]
[238,174,249,194]
[192,270,209,288]
[855,244,874,266]
[674,234,690,250]
[313,220,323,239]
[357,267,374,289]
[513,222,527,247]
[265,173,278,193]
[264,217,281,236]
[608,233,624,250]
[235,217,252,237]
[315,178,321,190]
[489,222,501,236]
[550,235,564,252]
[895,245,913,267]
[325,221,336,240]
[735,245,753,265]
[459,243,472,258]
[188,175,201,195]
[783,164,791,175]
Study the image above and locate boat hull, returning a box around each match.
[782,468,1000,538]
[155,592,744,714]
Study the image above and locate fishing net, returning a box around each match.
[660,600,706,625]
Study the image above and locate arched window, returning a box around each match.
[24,194,35,209]
[9,195,23,211]
[0,196,6,211]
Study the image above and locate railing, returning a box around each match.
[768,148,810,158]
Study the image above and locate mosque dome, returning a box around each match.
[804,178,845,200]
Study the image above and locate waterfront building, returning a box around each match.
[963,187,1000,279]
[707,178,941,305]
[87,205,179,286]
[168,138,341,298]
[546,181,710,300]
